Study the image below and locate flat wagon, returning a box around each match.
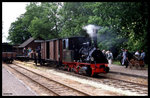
[2,43,16,63]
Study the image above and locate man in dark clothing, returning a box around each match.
[125,49,133,68]
[23,48,27,56]
[36,46,41,65]
[33,50,37,66]
[118,49,124,65]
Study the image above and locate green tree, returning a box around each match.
[7,2,149,55]
[8,15,31,45]
[8,2,61,44]
[28,2,61,39]
[87,2,149,53]
[58,2,93,38]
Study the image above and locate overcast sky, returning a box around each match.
[2,2,30,42]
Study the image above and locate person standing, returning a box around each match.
[23,48,27,56]
[118,49,124,65]
[102,50,106,57]
[27,47,32,57]
[33,50,37,66]
[122,49,127,66]
[107,51,113,66]
[36,46,41,65]
[125,49,131,68]
[135,50,140,56]
[134,50,141,60]
[140,50,146,62]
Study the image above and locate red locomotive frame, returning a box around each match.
[63,62,108,76]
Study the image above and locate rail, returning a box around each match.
[5,63,91,96]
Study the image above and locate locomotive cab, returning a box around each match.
[62,37,92,62]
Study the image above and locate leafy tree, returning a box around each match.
[58,2,92,38]
[8,15,31,45]
[7,2,149,56]
[8,2,61,44]
[28,2,60,39]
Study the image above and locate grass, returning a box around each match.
[145,64,148,68]
[112,60,121,66]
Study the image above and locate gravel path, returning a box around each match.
[109,64,148,77]
[2,66,37,96]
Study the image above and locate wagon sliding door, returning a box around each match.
[50,41,54,60]
[54,40,59,61]
[59,39,63,62]
[46,41,50,59]
[41,42,46,60]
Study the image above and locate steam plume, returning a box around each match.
[82,24,101,38]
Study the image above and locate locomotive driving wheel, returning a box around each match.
[78,66,92,76]
[86,66,92,76]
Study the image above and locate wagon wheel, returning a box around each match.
[9,60,13,64]
[135,63,140,69]
[128,62,133,69]
[139,61,145,70]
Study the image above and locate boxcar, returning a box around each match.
[40,39,63,65]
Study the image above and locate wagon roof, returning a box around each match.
[45,36,87,42]
[19,37,34,48]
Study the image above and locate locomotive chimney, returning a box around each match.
[92,29,98,48]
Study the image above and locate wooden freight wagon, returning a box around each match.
[40,39,63,65]
[40,37,89,65]
[41,41,46,60]
[3,52,16,58]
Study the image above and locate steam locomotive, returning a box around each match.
[38,36,109,76]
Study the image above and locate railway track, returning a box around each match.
[54,69,148,95]
[5,63,91,96]
[14,60,148,95]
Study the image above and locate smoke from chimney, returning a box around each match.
[82,24,101,47]
[82,24,101,38]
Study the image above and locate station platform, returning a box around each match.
[108,64,148,78]
[2,66,37,96]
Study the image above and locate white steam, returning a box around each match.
[82,24,101,38]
